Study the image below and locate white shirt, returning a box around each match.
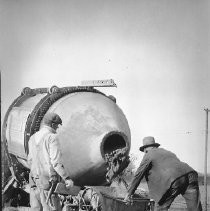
[28,125,69,187]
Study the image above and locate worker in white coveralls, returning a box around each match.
[28,112,74,211]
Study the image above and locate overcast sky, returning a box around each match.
[1,0,210,173]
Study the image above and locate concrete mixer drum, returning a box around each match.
[2,81,131,188]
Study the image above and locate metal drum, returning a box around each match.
[3,85,131,186]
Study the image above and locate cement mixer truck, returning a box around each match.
[2,80,153,211]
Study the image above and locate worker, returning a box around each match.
[28,112,74,211]
[124,136,202,211]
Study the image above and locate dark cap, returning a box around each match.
[43,112,62,126]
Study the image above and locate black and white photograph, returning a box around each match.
[1,1,210,210]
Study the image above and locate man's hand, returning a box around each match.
[65,178,74,189]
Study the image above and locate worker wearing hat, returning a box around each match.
[28,112,74,211]
[124,136,202,211]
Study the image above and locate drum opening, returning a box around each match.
[100,131,128,159]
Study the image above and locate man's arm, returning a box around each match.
[27,137,34,168]
[127,155,151,196]
[48,134,74,188]
[48,135,69,180]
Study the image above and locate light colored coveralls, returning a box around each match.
[28,126,70,211]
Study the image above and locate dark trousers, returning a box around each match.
[156,172,202,211]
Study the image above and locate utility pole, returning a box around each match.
[204,108,209,211]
